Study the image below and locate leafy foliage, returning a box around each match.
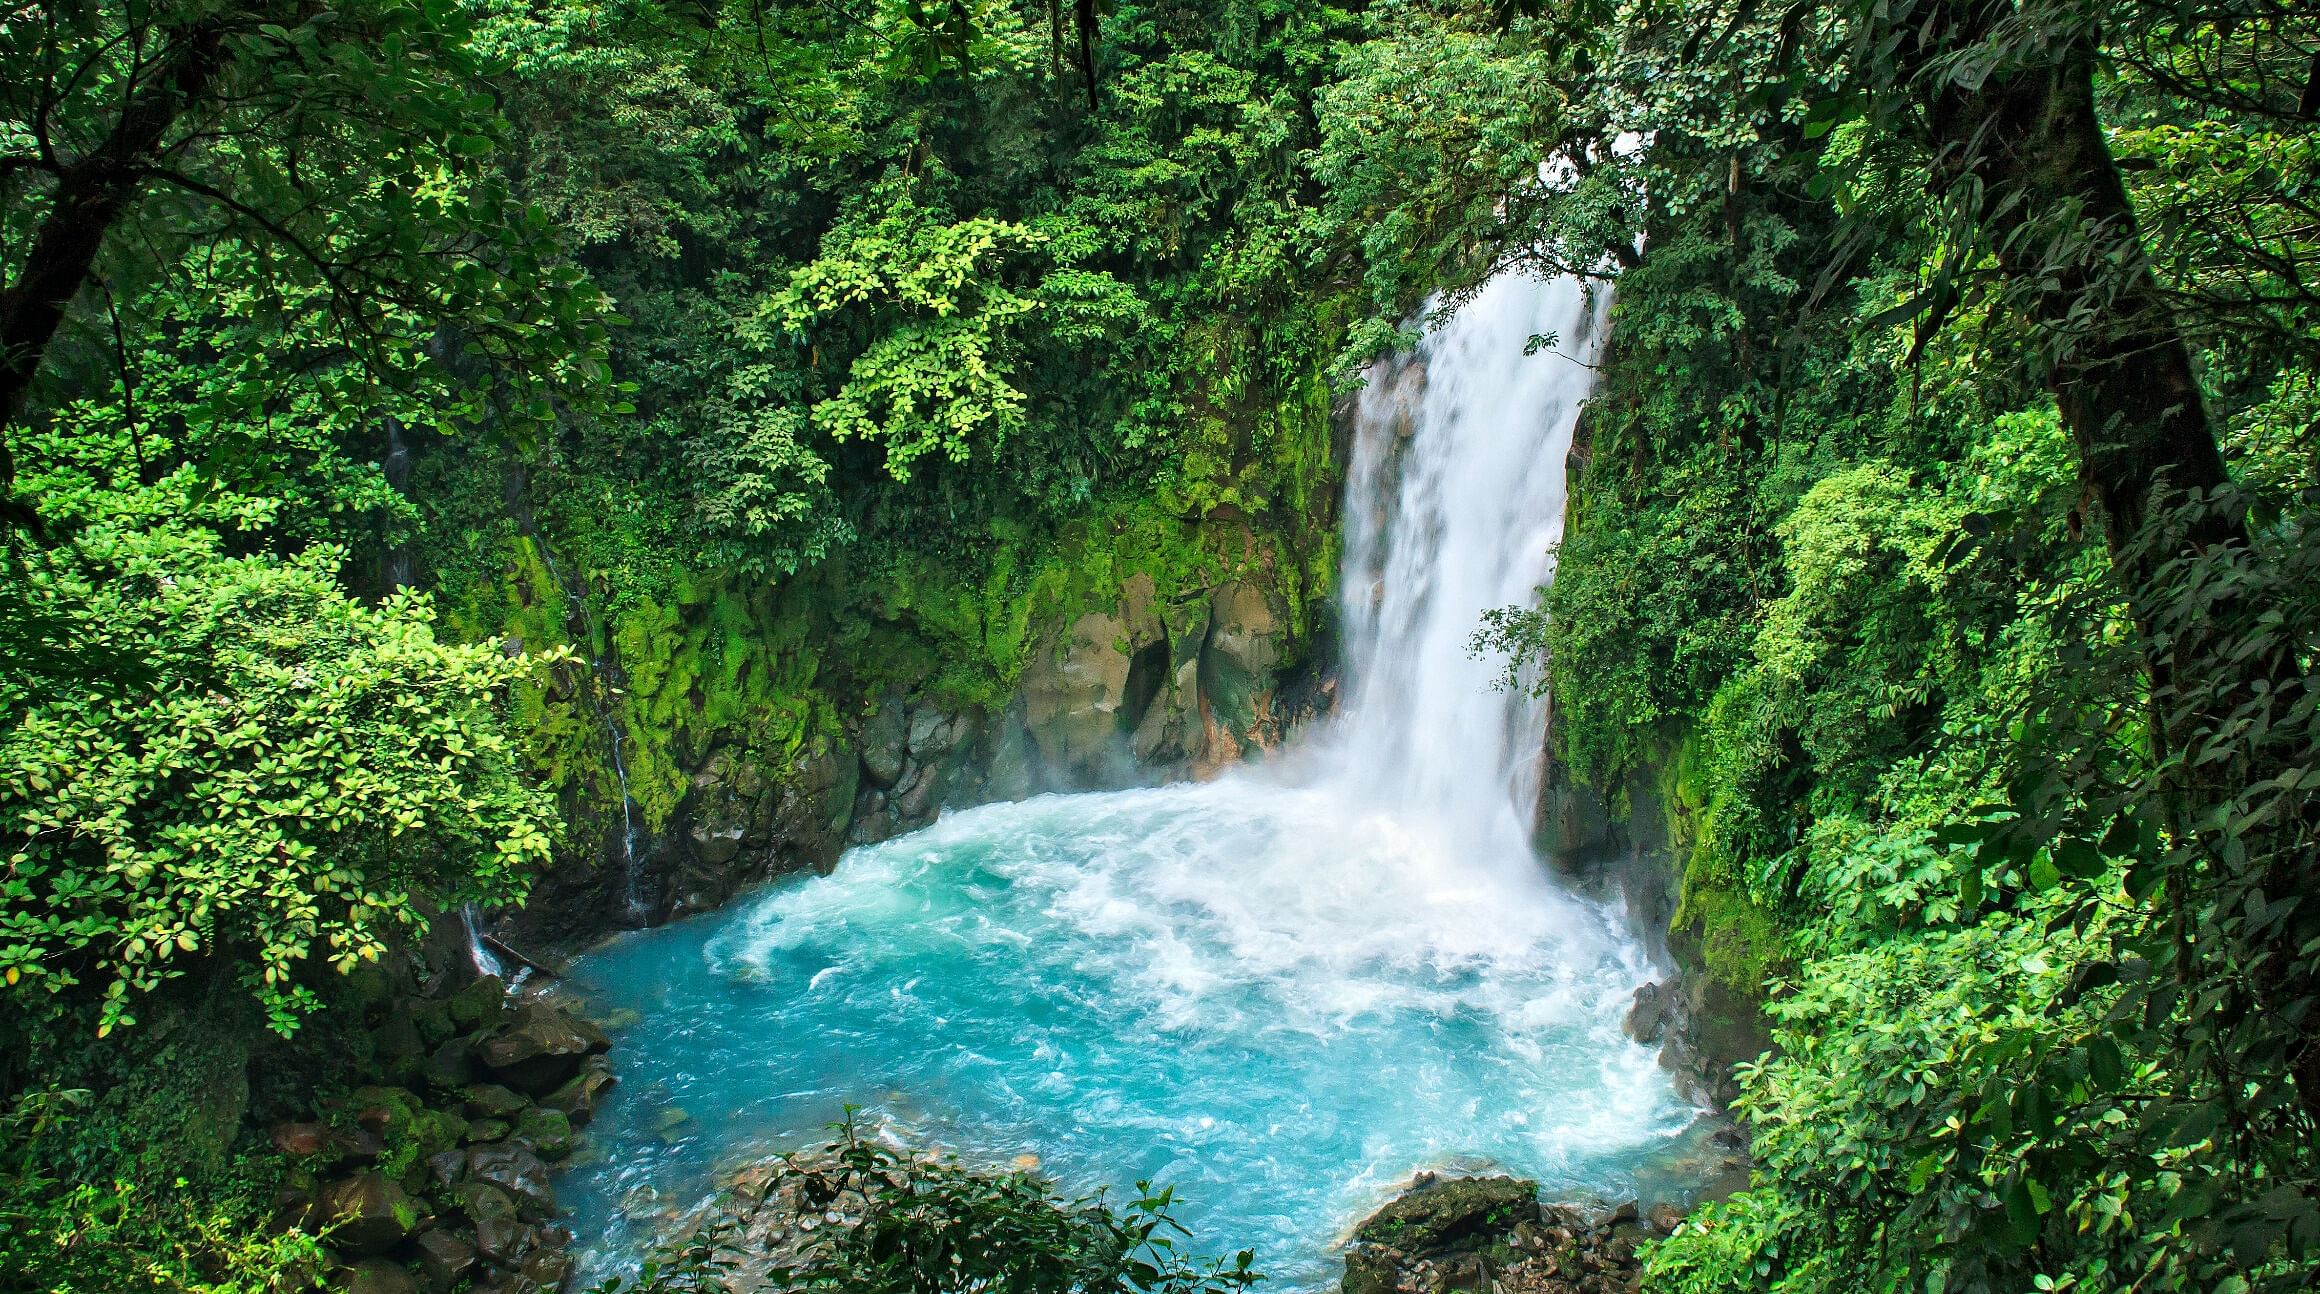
[0,530,558,1035]
[599,1118,1260,1294]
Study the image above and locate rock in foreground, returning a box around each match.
[1342,1174,1668,1294]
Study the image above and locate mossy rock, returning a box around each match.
[513,1106,574,1160]
[461,1084,531,1119]
[446,975,508,1031]
[1351,1176,1540,1255]
[409,999,456,1047]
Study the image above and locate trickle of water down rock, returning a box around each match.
[557,273,1702,1290]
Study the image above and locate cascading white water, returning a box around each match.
[557,272,1691,1291]
[1330,272,1612,856]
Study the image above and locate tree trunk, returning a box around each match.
[1920,42,2232,556]
[1906,9,2320,1125]
[0,23,228,526]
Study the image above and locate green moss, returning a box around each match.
[415,284,1351,853]
[1662,716,1790,999]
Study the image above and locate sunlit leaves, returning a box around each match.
[0,529,561,1035]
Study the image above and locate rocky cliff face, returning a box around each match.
[488,489,1341,948]
[630,557,1324,922]
[1534,733,1770,1112]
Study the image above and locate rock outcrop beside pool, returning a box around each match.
[270,975,614,1294]
[1342,1174,1675,1294]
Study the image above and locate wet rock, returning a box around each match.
[1344,1176,1661,1294]
[1197,581,1288,769]
[462,1084,531,1120]
[541,1056,616,1127]
[1642,963,1774,1111]
[692,821,746,866]
[858,697,909,789]
[427,1148,468,1190]
[520,1247,575,1291]
[1353,1175,1538,1254]
[318,1171,423,1255]
[457,1182,532,1266]
[423,1038,476,1089]
[270,1122,338,1159]
[981,703,1040,801]
[448,976,508,1031]
[774,747,857,874]
[372,1012,426,1061]
[410,999,456,1047]
[469,1142,557,1218]
[1623,981,1670,1045]
[513,1106,575,1160]
[905,706,956,759]
[413,1229,477,1293]
[344,1258,420,1294]
[476,1004,610,1095]
[1020,611,1135,785]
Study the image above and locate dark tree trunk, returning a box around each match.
[0,23,228,526]
[1075,0,1099,110]
[1905,8,2320,1124]
[1920,42,2231,555]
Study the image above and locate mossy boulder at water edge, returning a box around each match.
[475,1002,611,1094]
[1344,1176,1540,1294]
[1342,1176,1671,1294]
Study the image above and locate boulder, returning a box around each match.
[371,1011,426,1061]
[318,1171,423,1255]
[461,1084,531,1119]
[905,705,957,759]
[858,696,909,789]
[413,1229,478,1293]
[774,747,858,874]
[513,1106,574,1160]
[981,703,1039,801]
[422,1038,476,1090]
[1197,581,1287,765]
[447,976,508,1031]
[426,1148,468,1190]
[476,1005,610,1095]
[519,1246,575,1291]
[456,1182,532,1266]
[344,1258,419,1294]
[1351,1175,1539,1254]
[468,1142,557,1218]
[541,1056,616,1127]
[270,1121,340,1158]
[1624,981,1670,1045]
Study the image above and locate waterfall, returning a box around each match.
[461,903,506,979]
[1328,272,1611,856]
[556,270,1691,1293]
[531,538,651,922]
[381,418,414,592]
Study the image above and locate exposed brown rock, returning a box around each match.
[318,1171,423,1255]
[475,1004,610,1095]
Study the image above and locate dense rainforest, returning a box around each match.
[2,1,2315,1293]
